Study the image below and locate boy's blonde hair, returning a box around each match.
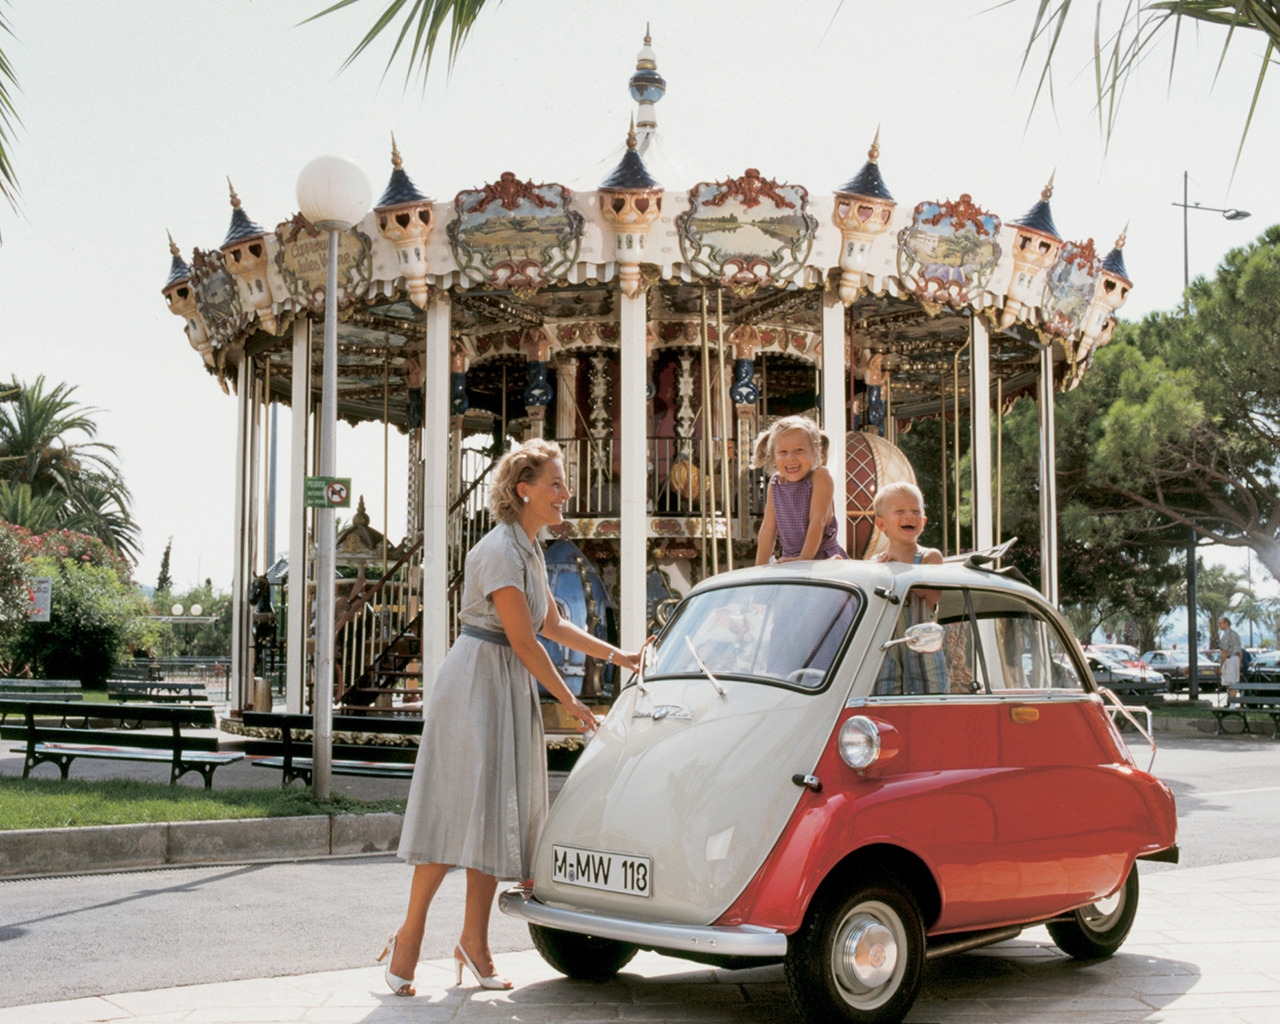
[751,415,825,470]
[873,481,926,519]
[489,438,564,523]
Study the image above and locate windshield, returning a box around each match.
[646,582,860,690]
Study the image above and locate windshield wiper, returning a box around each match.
[684,637,728,699]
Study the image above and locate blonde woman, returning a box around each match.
[381,439,642,995]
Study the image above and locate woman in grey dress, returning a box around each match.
[380,439,642,995]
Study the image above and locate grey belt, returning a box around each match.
[459,624,511,648]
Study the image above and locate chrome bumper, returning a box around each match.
[498,888,789,958]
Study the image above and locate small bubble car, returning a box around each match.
[501,556,1178,1024]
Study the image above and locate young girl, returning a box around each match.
[753,415,849,564]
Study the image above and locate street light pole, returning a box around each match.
[296,157,371,799]
[1171,170,1250,702]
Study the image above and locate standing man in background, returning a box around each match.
[1219,616,1243,694]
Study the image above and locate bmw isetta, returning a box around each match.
[500,556,1178,1023]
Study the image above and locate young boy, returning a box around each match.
[871,482,946,693]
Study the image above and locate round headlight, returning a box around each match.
[839,716,881,770]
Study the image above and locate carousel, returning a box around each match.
[162,33,1132,730]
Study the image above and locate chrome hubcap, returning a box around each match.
[831,899,905,1008]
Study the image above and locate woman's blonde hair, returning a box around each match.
[489,439,564,524]
[752,415,825,470]
[873,480,926,519]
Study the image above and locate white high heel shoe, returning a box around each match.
[453,943,513,990]
[377,931,415,997]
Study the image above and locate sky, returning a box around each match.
[1,0,1276,598]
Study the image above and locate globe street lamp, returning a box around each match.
[296,156,371,799]
[1171,170,1250,701]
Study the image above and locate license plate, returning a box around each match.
[551,844,651,897]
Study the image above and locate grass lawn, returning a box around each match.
[0,775,405,831]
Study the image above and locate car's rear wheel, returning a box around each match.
[1047,864,1140,960]
[786,880,925,1024]
[528,923,638,980]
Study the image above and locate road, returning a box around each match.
[2,732,1279,1008]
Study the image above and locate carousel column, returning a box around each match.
[969,315,994,551]
[1038,345,1059,604]
[820,294,847,527]
[229,355,254,711]
[286,319,311,712]
[619,290,648,651]
[556,357,580,507]
[421,294,452,693]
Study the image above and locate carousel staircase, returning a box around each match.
[339,612,423,713]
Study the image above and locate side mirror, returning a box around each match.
[881,621,945,654]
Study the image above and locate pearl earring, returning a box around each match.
[522,495,530,504]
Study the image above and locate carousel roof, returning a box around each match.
[163,32,1133,427]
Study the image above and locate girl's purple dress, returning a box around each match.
[770,473,848,560]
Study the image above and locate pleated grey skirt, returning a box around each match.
[397,634,547,881]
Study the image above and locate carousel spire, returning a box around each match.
[374,134,435,308]
[163,230,191,290]
[219,182,276,333]
[599,119,664,297]
[1101,224,1131,283]
[600,116,661,190]
[837,127,894,201]
[833,128,897,304]
[375,132,429,207]
[221,179,266,247]
[630,26,666,141]
[1011,172,1060,239]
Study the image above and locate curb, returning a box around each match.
[0,811,404,879]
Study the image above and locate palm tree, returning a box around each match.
[0,376,140,559]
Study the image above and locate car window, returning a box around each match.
[647,582,860,690]
[873,587,1084,696]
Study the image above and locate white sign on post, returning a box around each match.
[29,576,52,622]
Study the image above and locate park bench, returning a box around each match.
[241,711,420,786]
[0,700,244,788]
[1209,681,1280,739]
[107,680,209,704]
[0,680,83,721]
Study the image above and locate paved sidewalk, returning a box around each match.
[4,857,1279,1024]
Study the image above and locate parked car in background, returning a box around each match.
[1084,643,1147,669]
[1139,650,1219,692]
[504,558,1178,1024]
[1245,649,1280,684]
[1085,653,1165,703]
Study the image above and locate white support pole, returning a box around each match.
[1038,345,1059,605]
[229,355,251,712]
[619,290,648,650]
[286,318,311,713]
[421,294,451,694]
[245,367,262,699]
[821,294,847,531]
[970,315,994,551]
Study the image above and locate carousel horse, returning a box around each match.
[248,575,277,674]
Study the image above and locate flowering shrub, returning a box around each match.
[0,524,32,630]
[0,524,155,686]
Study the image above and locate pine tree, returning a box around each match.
[156,537,173,594]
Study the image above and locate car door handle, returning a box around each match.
[792,773,822,792]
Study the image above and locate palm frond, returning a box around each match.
[303,0,500,88]
[0,0,21,212]
[1018,1,1278,160]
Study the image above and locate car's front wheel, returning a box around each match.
[528,923,638,981]
[786,880,925,1024]
[1047,864,1140,959]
